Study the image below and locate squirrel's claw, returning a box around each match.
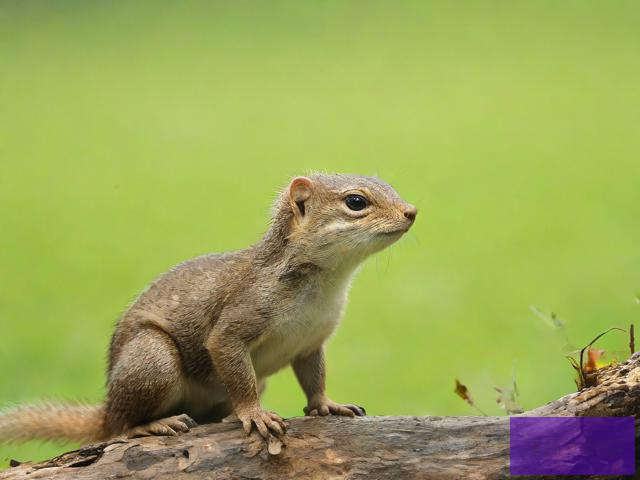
[239,408,287,439]
[344,404,366,416]
[304,400,366,418]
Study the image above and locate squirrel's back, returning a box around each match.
[108,251,256,379]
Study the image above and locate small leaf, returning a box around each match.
[454,379,487,416]
[455,379,472,405]
[567,327,626,390]
[494,370,524,415]
[584,348,604,374]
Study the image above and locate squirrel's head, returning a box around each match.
[272,173,417,269]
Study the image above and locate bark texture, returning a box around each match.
[3,353,640,480]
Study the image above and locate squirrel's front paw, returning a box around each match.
[237,407,287,438]
[304,397,366,417]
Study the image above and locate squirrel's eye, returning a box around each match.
[345,194,368,211]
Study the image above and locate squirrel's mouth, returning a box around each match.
[378,227,409,236]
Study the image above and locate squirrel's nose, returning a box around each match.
[403,204,418,223]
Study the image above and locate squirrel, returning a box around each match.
[0,173,417,444]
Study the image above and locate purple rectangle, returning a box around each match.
[510,417,635,475]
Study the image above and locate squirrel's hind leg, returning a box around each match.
[104,328,195,438]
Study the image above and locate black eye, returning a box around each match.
[345,194,368,211]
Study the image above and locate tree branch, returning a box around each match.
[3,353,640,480]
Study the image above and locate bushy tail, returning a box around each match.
[0,402,106,444]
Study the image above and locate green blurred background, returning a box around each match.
[1,0,639,467]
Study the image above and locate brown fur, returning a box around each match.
[0,403,105,443]
[1,173,416,443]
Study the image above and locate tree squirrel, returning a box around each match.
[0,174,417,443]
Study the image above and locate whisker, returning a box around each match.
[408,231,422,247]
[385,247,392,274]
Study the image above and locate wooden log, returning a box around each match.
[3,353,640,480]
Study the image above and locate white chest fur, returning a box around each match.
[251,270,353,378]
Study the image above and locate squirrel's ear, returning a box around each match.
[288,176,313,218]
